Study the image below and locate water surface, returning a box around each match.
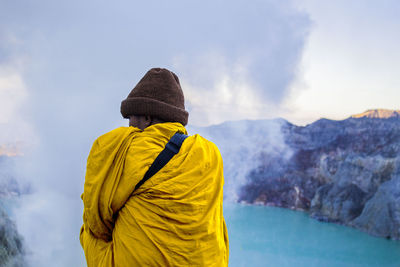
[224,204,400,267]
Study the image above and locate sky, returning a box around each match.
[286,0,400,124]
[0,0,399,266]
[1,1,400,141]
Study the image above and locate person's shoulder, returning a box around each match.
[92,127,139,149]
[96,126,128,140]
[187,134,221,156]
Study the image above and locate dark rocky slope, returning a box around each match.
[190,110,400,240]
[0,155,26,266]
[0,204,25,267]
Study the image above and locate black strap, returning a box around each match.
[134,132,188,192]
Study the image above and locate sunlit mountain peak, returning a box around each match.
[351,109,400,119]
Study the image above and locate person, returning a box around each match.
[80,68,229,266]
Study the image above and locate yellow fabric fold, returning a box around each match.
[80,122,229,266]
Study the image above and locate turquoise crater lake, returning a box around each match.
[224,204,400,267]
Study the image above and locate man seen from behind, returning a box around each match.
[80,68,229,266]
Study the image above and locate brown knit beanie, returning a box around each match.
[120,68,189,125]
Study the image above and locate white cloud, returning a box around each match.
[0,60,35,145]
[0,70,26,124]
[175,51,272,125]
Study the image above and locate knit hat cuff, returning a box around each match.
[121,97,189,126]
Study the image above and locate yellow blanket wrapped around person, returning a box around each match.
[80,122,229,266]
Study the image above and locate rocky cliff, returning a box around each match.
[0,156,26,266]
[190,110,400,240]
[0,203,25,267]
